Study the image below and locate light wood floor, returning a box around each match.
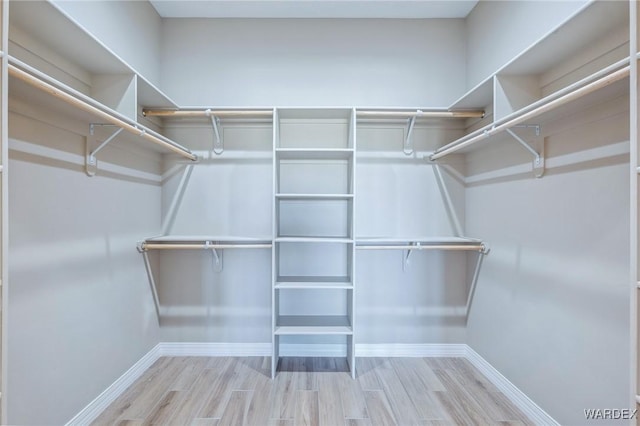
[92,356,533,426]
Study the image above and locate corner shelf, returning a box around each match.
[8,57,196,164]
[442,0,629,171]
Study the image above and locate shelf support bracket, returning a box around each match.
[206,109,224,155]
[205,241,223,273]
[403,242,420,271]
[404,113,419,155]
[85,124,125,177]
[505,128,545,178]
[137,242,161,322]
[465,243,489,320]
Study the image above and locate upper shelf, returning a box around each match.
[8,58,196,161]
[433,61,629,160]
[9,0,178,109]
[450,0,629,111]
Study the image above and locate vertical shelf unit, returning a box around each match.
[272,108,356,378]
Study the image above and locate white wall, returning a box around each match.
[465,93,630,424]
[51,0,163,85]
[6,104,162,424]
[157,122,273,342]
[465,0,589,90]
[160,18,466,107]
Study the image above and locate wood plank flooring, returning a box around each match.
[92,357,533,426]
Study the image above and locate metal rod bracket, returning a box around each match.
[505,128,545,178]
[206,109,224,155]
[85,126,125,177]
[205,241,223,272]
[404,111,421,155]
[402,242,420,271]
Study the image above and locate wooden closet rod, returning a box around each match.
[142,243,272,250]
[432,62,631,160]
[8,63,197,162]
[357,110,484,119]
[142,109,274,118]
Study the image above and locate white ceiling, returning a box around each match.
[149,1,479,19]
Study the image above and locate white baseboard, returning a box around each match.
[65,344,162,426]
[356,343,467,357]
[68,342,557,426]
[159,342,271,357]
[465,346,559,426]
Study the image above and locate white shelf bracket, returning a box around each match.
[505,127,545,178]
[137,242,161,322]
[403,242,419,271]
[205,241,223,273]
[465,243,490,320]
[206,109,224,155]
[404,113,419,155]
[85,124,125,177]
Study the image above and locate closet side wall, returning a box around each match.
[465,97,630,424]
[6,109,162,424]
[159,18,466,107]
[50,0,163,86]
[465,0,589,90]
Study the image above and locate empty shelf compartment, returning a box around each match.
[275,315,353,335]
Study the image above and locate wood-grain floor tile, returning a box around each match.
[317,373,345,426]
[363,390,397,426]
[218,390,252,426]
[167,369,221,425]
[294,390,319,426]
[345,418,372,426]
[141,390,184,425]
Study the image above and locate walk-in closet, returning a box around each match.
[0,0,637,425]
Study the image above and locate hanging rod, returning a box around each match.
[142,109,274,118]
[141,242,272,250]
[431,60,631,160]
[356,109,484,119]
[357,244,486,252]
[8,58,197,162]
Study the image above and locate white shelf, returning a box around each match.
[8,61,195,160]
[9,1,178,110]
[274,316,353,335]
[499,1,628,76]
[276,148,354,160]
[449,78,494,111]
[275,237,353,244]
[275,276,353,289]
[448,1,627,113]
[277,108,352,120]
[276,193,354,200]
[435,66,629,158]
